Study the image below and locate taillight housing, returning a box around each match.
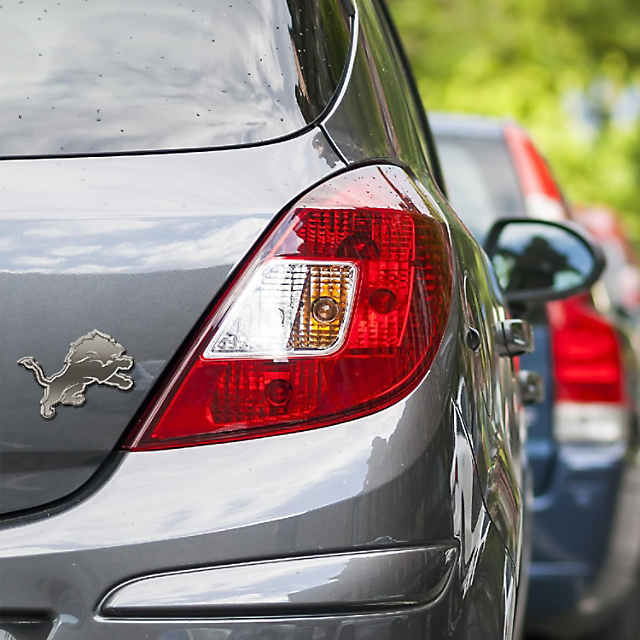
[125,165,452,450]
[548,295,629,444]
[549,295,625,405]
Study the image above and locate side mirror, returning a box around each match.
[484,218,605,303]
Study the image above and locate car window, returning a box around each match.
[0,0,351,156]
[435,134,525,241]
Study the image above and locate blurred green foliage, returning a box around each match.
[388,0,640,240]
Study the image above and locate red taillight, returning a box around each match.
[125,165,452,450]
[549,296,630,443]
[548,295,625,405]
[504,125,562,202]
[504,124,570,221]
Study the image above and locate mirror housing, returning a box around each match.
[484,218,605,304]
[518,369,545,406]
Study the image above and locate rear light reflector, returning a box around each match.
[548,296,629,443]
[554,403,629,444]
[125,165,453,450]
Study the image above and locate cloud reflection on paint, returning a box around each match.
[0,217,269,274]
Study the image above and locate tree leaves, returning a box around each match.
[389,0,640,240]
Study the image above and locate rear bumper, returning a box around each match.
[9,544,462,640]
[1,533,512,640]
[0,341,517,640]
[526,443,640,636]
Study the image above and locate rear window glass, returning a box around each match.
[0,0,351,156]
[435,134,525,241]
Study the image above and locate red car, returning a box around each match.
[576,204,640,318]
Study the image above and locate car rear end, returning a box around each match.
[0,3,522,640]
[432,113,640,637]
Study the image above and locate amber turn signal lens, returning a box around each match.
[311,297,340,323]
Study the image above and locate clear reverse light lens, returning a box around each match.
[204,259,357,358]
[554,402,629,444]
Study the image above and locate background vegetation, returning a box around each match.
[388,0,640,241]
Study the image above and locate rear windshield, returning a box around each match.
[0,0,351,156]
[435,134,525,241]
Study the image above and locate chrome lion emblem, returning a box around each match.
[17,330,134,419]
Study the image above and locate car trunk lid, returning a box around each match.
[0,129,343,514]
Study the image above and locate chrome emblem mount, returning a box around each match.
[17,330,134,420]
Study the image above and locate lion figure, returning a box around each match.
[17,330,134,419]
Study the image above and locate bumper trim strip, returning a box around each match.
[100,543,457,618]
